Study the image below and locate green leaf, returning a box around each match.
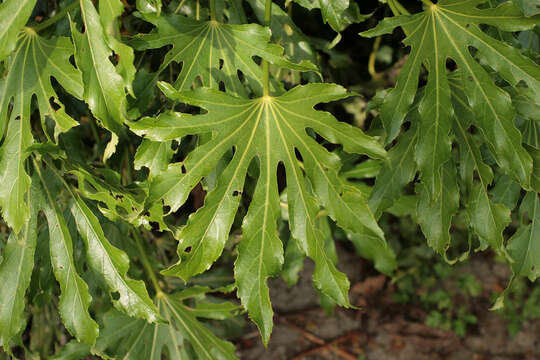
[50,340,91,360]
[292,0,369,33]
[69,186,161,323]
[134,139,174,177]
[131,81,386,340]
[361,0,539,189]
[0,0,37,61]
[67,163,149,228]
[0,118,33,233]
[507,192,540,281]
[95,293,238,360]
[70,0,127,134]
[136,0,162,16]
[369,118,418,217]
[0,179,38,350]
[453,98,511,252]
[282,235,305,286]
[416,163,459,255]
[246,0,318,84]
[0,30,82,231]
[129,13,317,103]
[99,0,136,96]
[35,165,99,345]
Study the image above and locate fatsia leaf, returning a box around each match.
[361,0,539,190]
[416,162,459,255]
[0,0,37,61]
[0,117,32,233]
[129,13,317,103]
[134,139,174,177]
[66,179,161,323]
[507,192,540,282]
[70,0,127,134]
[0,29,83,231]
[246,0,318,84]
[50,340,91,360]
[98,0,136,95]
[34,165,98,345]
[369,117,419,218]
[0,180,38,350]
[292,0,369,34]
[67,163,149,228]
[94,293,238,360]
[131,81,386,342]
[453,97,511,252]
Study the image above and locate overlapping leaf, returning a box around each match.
[34,165,99,345]
[0,180,38,350]
[70,0,127,135]
[292,0,369,35]
[0,0,37,61]
[94,291,239,360]
[508,192,540,282]
[361,0,540,196]
[130,81,387,343]
[129,12,317,103]
[37,159,161,323]
[246,0,318,83]
[98,0,136,96]
[0,29,83,232]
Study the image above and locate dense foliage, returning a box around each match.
[0,0,538,357]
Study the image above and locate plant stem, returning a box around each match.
[262,0,272,96]
[394,0,411,15]
[387,0,401,16]
[421,0,435,7]
[32,0,79,32]
[209,0,216,21]
[368,36,382,79]
[174,0,187,14]
[131,228,164,296]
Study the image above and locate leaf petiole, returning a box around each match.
[209,0,216,21]
[32,0,79,32]
[261,0,272,96]
[131,228,164,297]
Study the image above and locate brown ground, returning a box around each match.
[235,246,540,360]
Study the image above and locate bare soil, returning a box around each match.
[236,246,540,360]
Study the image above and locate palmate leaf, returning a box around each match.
[0,29,83,232]
[369,115,419,218]
[129,12,317,104]
[361,0,540,196]
[0,179,38,350]
[508,191,540,282]
[70,0,127,135]
[131,81,387,343]
[69,190,161,323]
[94,292,239,360]
[0,0,37,61]
[98,0,136,96]
[369,73,516,255]
[246,0,318,84]
[34,159,161,325]
[451,76,512,252]
[291,0,369,34]
[34,165,99,345]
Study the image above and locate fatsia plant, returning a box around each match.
[360,0,540,285]
[0,0,538,357]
